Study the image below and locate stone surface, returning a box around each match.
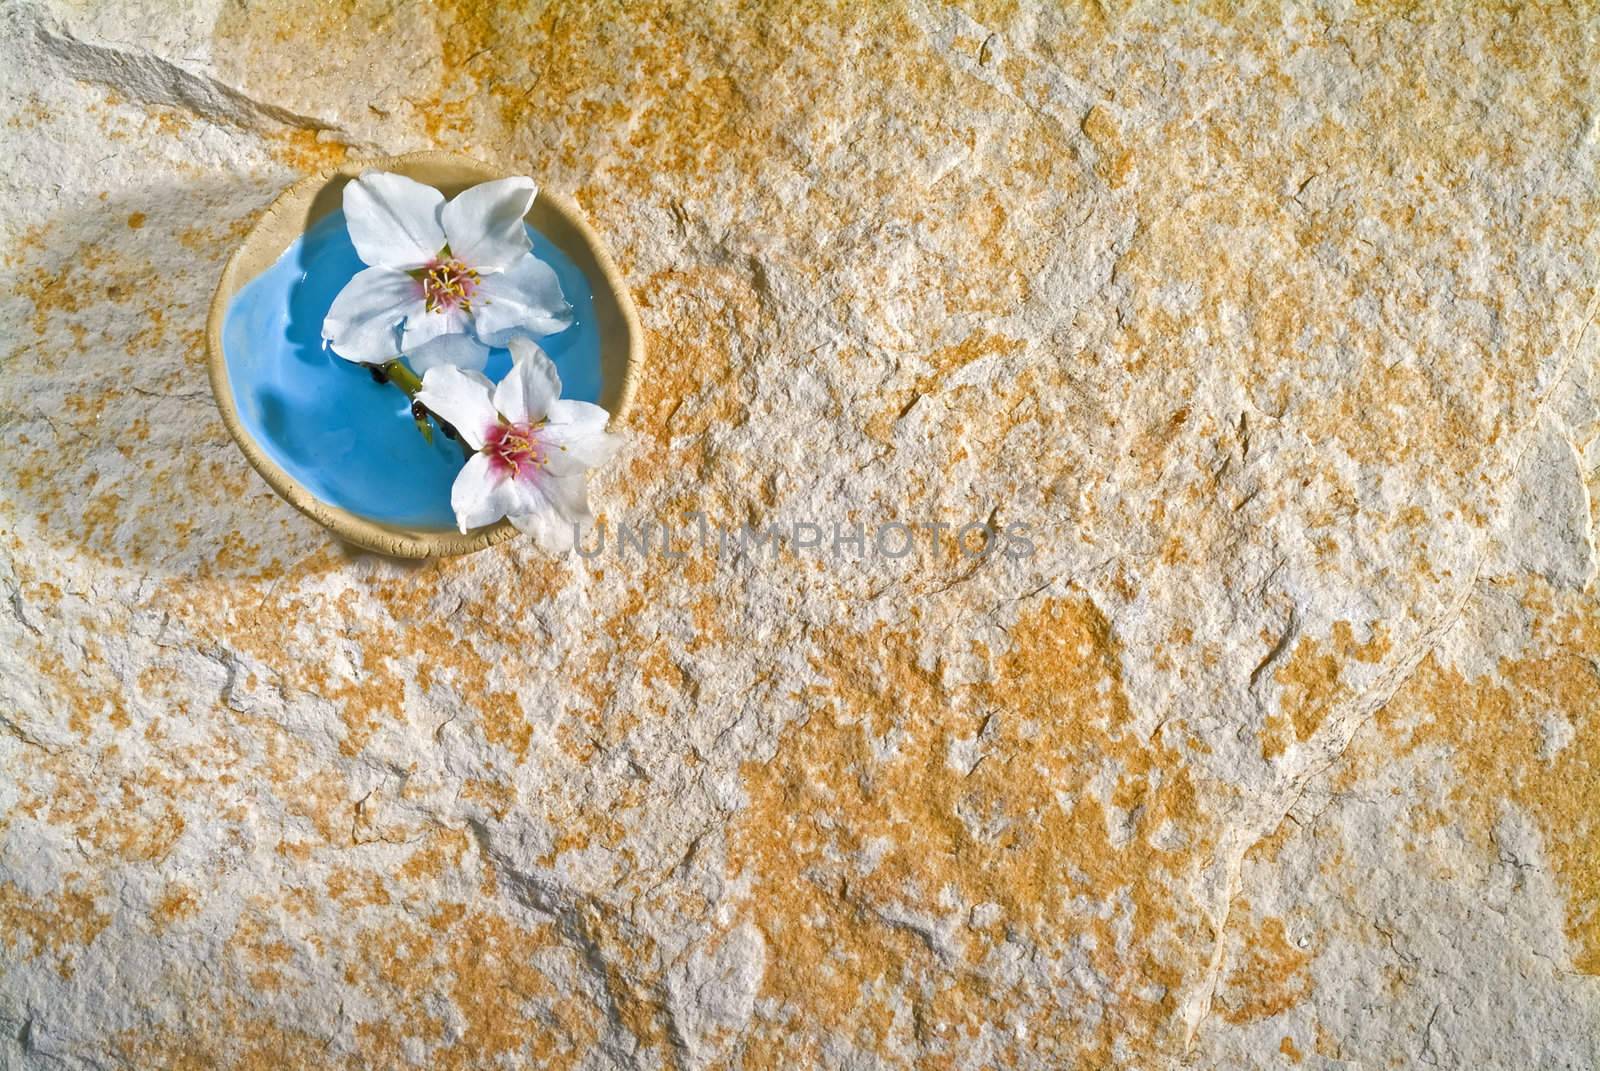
[2,2,1599,1067]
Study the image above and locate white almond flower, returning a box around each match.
[414,337,621,545]
[321,171,572,372]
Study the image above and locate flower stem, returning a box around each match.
[379,359,471,459]
[380,359,423,398]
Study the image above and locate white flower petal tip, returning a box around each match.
[320,265,420,363]
[430,346,621,544]
[472,254,574,346]
[442,176,538,271]
[415,364,499,451]
[342,172,446,270]
[494,339,562,424]
[323,173,571,375]
[405,321,491,375]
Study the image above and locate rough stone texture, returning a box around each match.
[2,2,1598,1068]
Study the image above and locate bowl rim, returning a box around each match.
[205,149,643,558]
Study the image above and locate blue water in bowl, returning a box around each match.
[222,210,600,530]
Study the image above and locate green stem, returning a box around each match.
[381,359,423,397]
[380,359,472,459]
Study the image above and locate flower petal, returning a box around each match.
[402,306,468,351]
[321,266,421,363]
[343,172,447,270]
[506,474,592,551]
[471,253,573,347]
[407,332,491,375]
[440,177,536,271]
[493,338,562,424]
[537,472,594,523]
[415,364,499,451]
[450,451,519,533]
[544,399,612,436]
[541,400,622,475]
[403,307,490,373]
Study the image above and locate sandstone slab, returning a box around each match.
[2,3,1598,1068]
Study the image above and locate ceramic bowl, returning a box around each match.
[206,150,642,557]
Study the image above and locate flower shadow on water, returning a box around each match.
[255,218,375,473]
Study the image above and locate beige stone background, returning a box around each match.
[2,1,1599,1067]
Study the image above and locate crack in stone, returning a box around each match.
[462,816,679,1070]
[1184,279,1600,1052]
[19,3,340,137]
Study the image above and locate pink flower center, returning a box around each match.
[484,421,546,480]
[420,257,481,313]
